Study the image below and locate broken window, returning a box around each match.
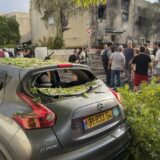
[111,35,115,42]
[136,7,142,25]
[122,12,129,22]
[121,0,130,12]
[98,4,106,19]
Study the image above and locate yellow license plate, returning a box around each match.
[83,110,113,130]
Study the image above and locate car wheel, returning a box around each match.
[0,151,6,160]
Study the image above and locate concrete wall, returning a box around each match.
[30,0,53,45]
[63,12,90,47]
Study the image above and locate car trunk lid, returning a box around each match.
[42,88,123,149]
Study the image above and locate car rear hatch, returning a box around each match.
[21,65,125,150]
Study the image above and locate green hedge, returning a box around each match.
[0,44,16,49]
[119,80,160,160]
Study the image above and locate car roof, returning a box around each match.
[0,58,90,78]
[0,58,90,69]
[0,58,65,68]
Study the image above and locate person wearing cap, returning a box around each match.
[109,45,125,88]
[131,46,152,92]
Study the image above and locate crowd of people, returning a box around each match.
[68,47,88,64]
[101,41,160,92]
[0,47,35,58]
[1,42,160,92]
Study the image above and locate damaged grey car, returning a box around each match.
[0,58,130,160]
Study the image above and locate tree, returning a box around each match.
[73,0,106,8]
[137,3,160,41]
[34,0,107,47]
[0,16,20,45]
[138,8,154,40]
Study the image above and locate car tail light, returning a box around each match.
[13,92,56,129]
[57,63,73,68]
[109,88,122,103]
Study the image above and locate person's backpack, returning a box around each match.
[0,51,5,58]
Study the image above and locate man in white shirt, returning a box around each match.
[109,46,125,87]
[79,48,86,64]
[155,43,160,81]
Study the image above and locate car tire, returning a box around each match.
[0,151,6,160]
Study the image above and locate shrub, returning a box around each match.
[53,36,64,49]
[119,80,160,160]
[38,36,54,49]
[38,36,64,49]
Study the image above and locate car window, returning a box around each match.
[58,70,77,83]
[29,69,96,98]
[33,69,95,87]
[55,69,95,87]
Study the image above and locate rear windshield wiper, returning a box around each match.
[85,84,102,93]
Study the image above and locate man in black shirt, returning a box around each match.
[68,50,78,63]
[131,46,152,92]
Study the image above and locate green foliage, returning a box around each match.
[0,58,66,68]
[53,36,64,49]
[73,0,107,8]
[0,44,16,49]
[0,16,20,45]
[37,81,97,97]
[119,80,160,160]
[38,36,54,49]
[138,8,154,39]
[38,36,64,49]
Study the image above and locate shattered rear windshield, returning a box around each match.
[30,69,97,97]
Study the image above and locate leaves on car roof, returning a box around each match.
[0,58,66,68]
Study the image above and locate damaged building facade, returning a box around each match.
[93,0,155,46]
[30,0,156,48]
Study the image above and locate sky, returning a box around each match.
[0,0,30,13]
[0,0,158,14]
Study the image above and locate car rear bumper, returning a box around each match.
[47,123,130,160]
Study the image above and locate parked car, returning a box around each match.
[0,58,130,160]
